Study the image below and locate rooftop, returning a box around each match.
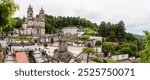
[16,52,29,63]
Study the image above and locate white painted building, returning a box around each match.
[90,36,102,46]
[77,28,85,36]
[0,40,8,48]
[90,36,102,41]
[62,27,84,36]
[62,27,78,35]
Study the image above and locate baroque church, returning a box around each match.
[19,5,45,36]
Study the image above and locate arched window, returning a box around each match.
[30,13,32,17]
[37,29,39,34]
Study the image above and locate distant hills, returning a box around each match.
[133,34,145,39]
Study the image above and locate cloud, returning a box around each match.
[14,0,150,35]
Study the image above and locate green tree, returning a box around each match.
[117,43,137,56]
[98,21,107,37]
[105,24,116,41]
[125,33,137,42]
[136,39,145,51]
[80,35,89,46]
[14,17,23,28]
[118,47,133,55]
[84,28,97,36]
[102,42,116,56]
[95,40,102,47]
[0,0,19,38]
[115,20,126,42]
[139,31,150,63]
[82,47,95,63]
[107,31,116,42]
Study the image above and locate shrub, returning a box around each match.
[95,40,102,47]
[107,58,118,63]
[44,43,48,48]
[91,57,103,63]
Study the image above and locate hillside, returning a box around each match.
[45,15,98,34]
[133,34,145,39]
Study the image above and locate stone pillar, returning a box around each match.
[58,40,68,53]
[57,30,68,53]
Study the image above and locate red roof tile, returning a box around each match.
[16,52,29,63]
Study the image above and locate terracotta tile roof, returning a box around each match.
[16,52,29,63]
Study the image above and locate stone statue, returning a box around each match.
[52,30,73,63]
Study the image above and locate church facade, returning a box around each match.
[19,5,45,36]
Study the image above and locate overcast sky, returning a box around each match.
[14,0,150,35]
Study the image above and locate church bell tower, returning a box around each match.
[27,4,33,20]
[39,7,45,21]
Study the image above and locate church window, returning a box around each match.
[37,29,40,34]
[30,13,32,17]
